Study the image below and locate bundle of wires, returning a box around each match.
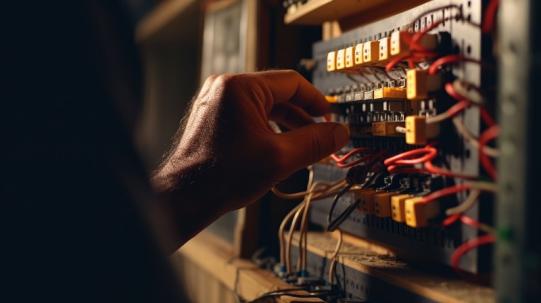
[273,167,348,274]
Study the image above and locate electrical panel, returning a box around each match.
[271,0,500,301]
[308,0,491,273]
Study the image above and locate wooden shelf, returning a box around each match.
[284,0,429,26]
[290,232,495,303]
[136,0,200,44]
[176,232,324,302]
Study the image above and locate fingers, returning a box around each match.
[274,122,349,176]
[256,70,330,116]
[270,103,314,130]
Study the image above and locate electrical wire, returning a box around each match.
[445,189,481,215]
[426,100,471,124]
[451,80,484,105]
[452,117,499,157]
[328,230,343,284]
[450,234,496,270]
[479,125,500,180]
[443,213,495,234]
[482,0,500,33]
[428,55,482,75]
[286,203,305,273]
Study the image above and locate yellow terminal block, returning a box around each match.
[327,51,336,72]
[372,121,405,137]
[345,46,354,69]
[404,197,440,228]
[378,37,390,61]
[357,189,377,214]
[354,43,364,66]
[391,194,412,222]
[325,95,339,103]
[374,87,407,100]
[336,48,346,70]
[374,192,396,218]
[363,40,380,64]
[406,69,441,100]
[390,31,438,56]
[405,116,440,145]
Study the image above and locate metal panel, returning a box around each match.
[496,0,541,301]
[310,0,487,272]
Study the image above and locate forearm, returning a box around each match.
[152,159,229,251]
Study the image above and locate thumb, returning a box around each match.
[275,122,349,175]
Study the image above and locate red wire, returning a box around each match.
[424,161,475,179]
[419,184,471,204]
[443,214,461,226]
[482,0,500,33]
[428,55,482,75]
[444,100,471,118]
[444,82,466,102]
[479,125,500,180]
[451,234,496,269]
[443,214,485,229]
[385,53,411,72]
[383,147,435,166]
[480,107,496,127]
[331,147,369,163]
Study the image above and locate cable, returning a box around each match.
[419,181,496,205]
[426,100,471,124]
[327,184,354,232]
[328,230,343,284]
[452,117,500,157]
[479,125,500,180]
[482,0,500,33]
[428,55,482,75]
[278,203,303,269]
[450,234,496,270]
[451,80,484,105]
[443,213,495,234]
[286,204,304,273]
[331,147,369,164]
[445,189,481,215]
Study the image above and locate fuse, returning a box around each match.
[358,189,377,214]
[391,194,412,222]
[406,69,441,100]
[378,37,390,61]
[373,87,407,100]
[404,197,440,228]
[372,121,405,137]
[345,46,354,69]
[327,51,336,72]
[405,116,439,145]
[363,40,380,64]
[354,43,364,66]
[325,95,339,103]
[374,191,396,218]
[336,48,346,70]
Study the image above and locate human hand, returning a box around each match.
[152,70,348,244]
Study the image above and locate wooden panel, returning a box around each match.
[284,0,428,25]
[289,232,495,303]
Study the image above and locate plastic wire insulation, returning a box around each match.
[479,125,500,180]
[451,234,496,269]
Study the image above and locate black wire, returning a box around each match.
[327,183,353,232]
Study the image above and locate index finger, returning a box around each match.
[255,70,330,116]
